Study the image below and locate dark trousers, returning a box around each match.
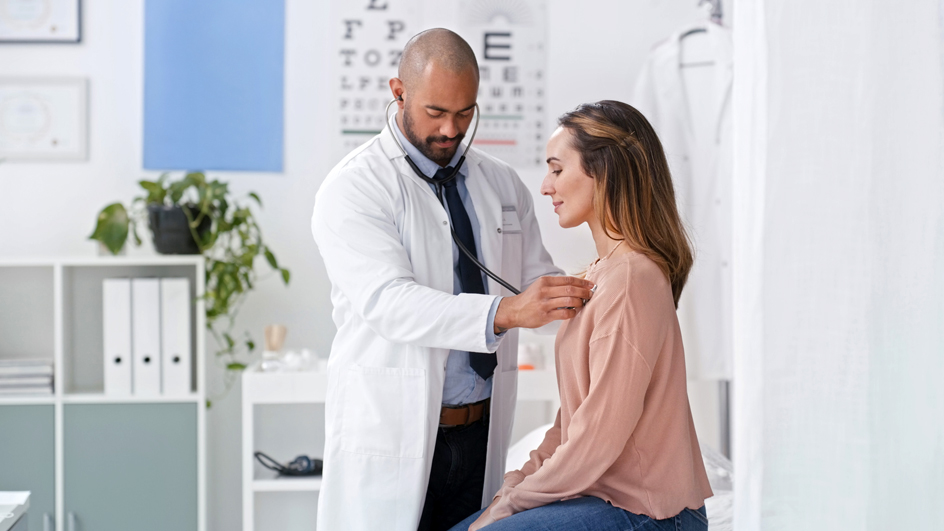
[417,417,489,531]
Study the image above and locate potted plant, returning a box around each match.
[90,172,290,393]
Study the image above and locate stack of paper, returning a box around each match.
[0,359,54,396]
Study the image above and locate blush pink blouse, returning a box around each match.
[491,251,713,521]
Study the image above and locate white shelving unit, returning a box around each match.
[0,256,207,531]
[241,365,326,531]
[241,364,558,531]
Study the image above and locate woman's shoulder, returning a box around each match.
[593,251,671,301]
[588,251,675,341]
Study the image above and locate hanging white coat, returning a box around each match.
[633,21,734,380]
[311,125,561,530]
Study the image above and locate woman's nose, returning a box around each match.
[540,174,554,195]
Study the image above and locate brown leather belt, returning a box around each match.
[440,398,490,428]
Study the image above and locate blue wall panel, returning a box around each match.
[144,0,284,172]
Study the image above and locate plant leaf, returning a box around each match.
[89,203,129,255]
[226,362,246,371]
[248,192,262,207]
[246,339,255,351]
[138,180,167,204]
[186,171,206,186]
[264,248,278,270]
[239,250,255,268]
[169,180,188,204]
[280,268,290,284]
[130,219,142,246]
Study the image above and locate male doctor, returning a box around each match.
[312,29,593,531]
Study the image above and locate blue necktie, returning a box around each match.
[435,166,497,381]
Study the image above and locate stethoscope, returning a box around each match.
[384,97,521,295]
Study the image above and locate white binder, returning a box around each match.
[132,278,162,396]
[103,278,133,396]
[160,278,192,396]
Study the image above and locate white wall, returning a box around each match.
[0,1,709,529]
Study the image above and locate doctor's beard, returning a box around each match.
[402,109,465,167]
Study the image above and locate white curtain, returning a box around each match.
[732,0,944,529]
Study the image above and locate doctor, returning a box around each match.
[311,29,593,531]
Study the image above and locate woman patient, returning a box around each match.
[453,100,713,531]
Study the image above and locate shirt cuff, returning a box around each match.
[485,296,505,352]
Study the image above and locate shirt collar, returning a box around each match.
[392,116,468,179]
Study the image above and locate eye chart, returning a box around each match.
[453,0,547,168]
[333,0,548,168]
[334,0,419,161]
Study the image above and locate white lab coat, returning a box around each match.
[311,125,562,530]
[633,20,734,380]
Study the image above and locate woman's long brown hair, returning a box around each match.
[558,100,693,306]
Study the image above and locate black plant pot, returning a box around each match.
[147,204,212,255]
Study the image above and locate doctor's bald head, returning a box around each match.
[390,29,480,166]
[398,29,479,89]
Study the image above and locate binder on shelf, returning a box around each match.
[103,278,133,396]
[132,278,162,396]
[160,278,192,396]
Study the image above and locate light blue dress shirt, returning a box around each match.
[393,119,504,405]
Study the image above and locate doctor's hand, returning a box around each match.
[494,276,595,334]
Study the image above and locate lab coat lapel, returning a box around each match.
[379,123,441,202]
[463,153,503,296]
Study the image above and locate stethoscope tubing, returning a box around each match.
[384,98,521,295]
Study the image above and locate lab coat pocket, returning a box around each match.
[338,365,428,459]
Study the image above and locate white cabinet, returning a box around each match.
[0,257,207,531]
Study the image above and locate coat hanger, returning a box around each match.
[699,0,723,25]
[680,0,722,68]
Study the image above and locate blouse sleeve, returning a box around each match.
[489,328,654,520]
[496,409,563,496]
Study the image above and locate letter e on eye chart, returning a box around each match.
[452,0,548,168]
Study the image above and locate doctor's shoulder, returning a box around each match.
[314,158,399,229]
[467,145,516,176]
[319,142,398,202]
[467,146,530,199]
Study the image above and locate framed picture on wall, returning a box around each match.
[0,78,88,160]
[0,0,81,43]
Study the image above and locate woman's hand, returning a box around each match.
[468,497,502,531]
